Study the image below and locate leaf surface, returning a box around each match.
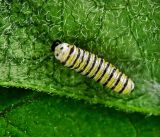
[0,0,160,115]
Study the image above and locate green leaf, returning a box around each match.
[0,0,160,115]
[0,87,160,137]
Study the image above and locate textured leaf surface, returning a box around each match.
[0,87,160,137]
[0,0,160,115]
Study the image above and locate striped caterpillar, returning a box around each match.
[51,40,134,94]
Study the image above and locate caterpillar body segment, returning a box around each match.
[52,40,134,94]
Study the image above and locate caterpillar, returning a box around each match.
[51,40,134,94]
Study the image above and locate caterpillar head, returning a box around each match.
[51,40,70,62]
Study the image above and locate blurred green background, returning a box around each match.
[0,87,160,137]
